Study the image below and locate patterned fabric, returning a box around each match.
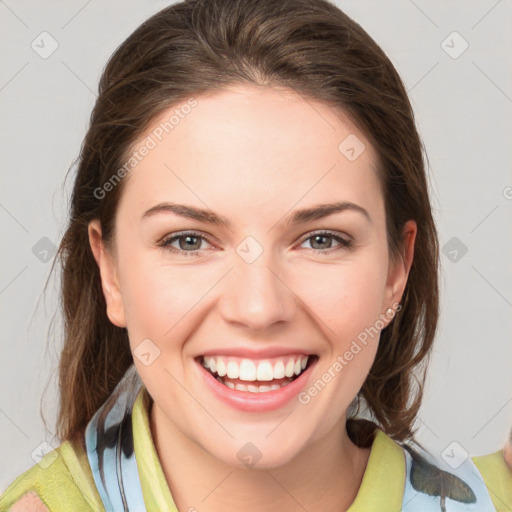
[82,364,501,512]
[1,363,510,511]
[402,443,498,511]
[84,365,146,511]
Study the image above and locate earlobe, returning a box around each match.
[87,220,127,328]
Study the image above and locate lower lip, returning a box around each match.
[197,358,316,412]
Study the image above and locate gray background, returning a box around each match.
[1,0,511,492]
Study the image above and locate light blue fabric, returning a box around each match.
[84,365,147,512]
[84,364,498,512]
[401,442,497,511]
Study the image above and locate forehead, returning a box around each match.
[118,84,383,226]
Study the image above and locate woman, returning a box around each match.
[1,0,511,510]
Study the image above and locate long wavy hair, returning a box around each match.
[48,0,439,447]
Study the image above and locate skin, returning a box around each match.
[88,84,417,511]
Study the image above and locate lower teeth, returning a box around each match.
[215,376,292,393]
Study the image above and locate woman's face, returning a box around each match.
[89,84,415,468]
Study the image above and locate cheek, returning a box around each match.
[116,244,181,344]
[117,234,388,359]
[117,244,218,355]
[291,256,388,344]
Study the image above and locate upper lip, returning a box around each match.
[196,346,316,359]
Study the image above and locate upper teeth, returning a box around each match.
[202,355,309,381]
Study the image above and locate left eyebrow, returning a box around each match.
[287,201,372,224]
[141,200,371,227]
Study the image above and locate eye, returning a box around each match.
[158,231,214,257]
[158,229,354,257]
[297,230,354,255]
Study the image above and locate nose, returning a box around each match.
[219,250,296,331]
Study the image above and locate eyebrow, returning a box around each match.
[141,201,371,227]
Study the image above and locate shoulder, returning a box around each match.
[472,449,512,511]
[0,439,103,512]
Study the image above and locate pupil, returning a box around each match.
[313,235,330,249]
[181,235,200,250]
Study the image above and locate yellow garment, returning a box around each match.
[473,450,512,512]
[2,387,511,511]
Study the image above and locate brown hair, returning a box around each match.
[51,0,439,446]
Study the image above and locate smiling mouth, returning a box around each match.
[197,354,318,393]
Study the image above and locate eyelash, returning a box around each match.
[158,230,354,257]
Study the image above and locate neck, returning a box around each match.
[150,402,371,512]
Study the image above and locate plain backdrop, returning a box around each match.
[1,0,511,492]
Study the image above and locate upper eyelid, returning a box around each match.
[297,229,352,243]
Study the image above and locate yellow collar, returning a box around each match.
[132,386,406,511]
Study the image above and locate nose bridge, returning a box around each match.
[220,236,295,330]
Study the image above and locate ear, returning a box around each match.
[88,219,127,328]
[383,219,417,317]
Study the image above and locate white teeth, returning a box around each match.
[202,355,311,382]
[285,359,295,378]
[217,376,294,393]
[239,359,257,381]
[216,359,227,377]
[226,361,239,379]
[256,361,274,381]
[273,360,285,379]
